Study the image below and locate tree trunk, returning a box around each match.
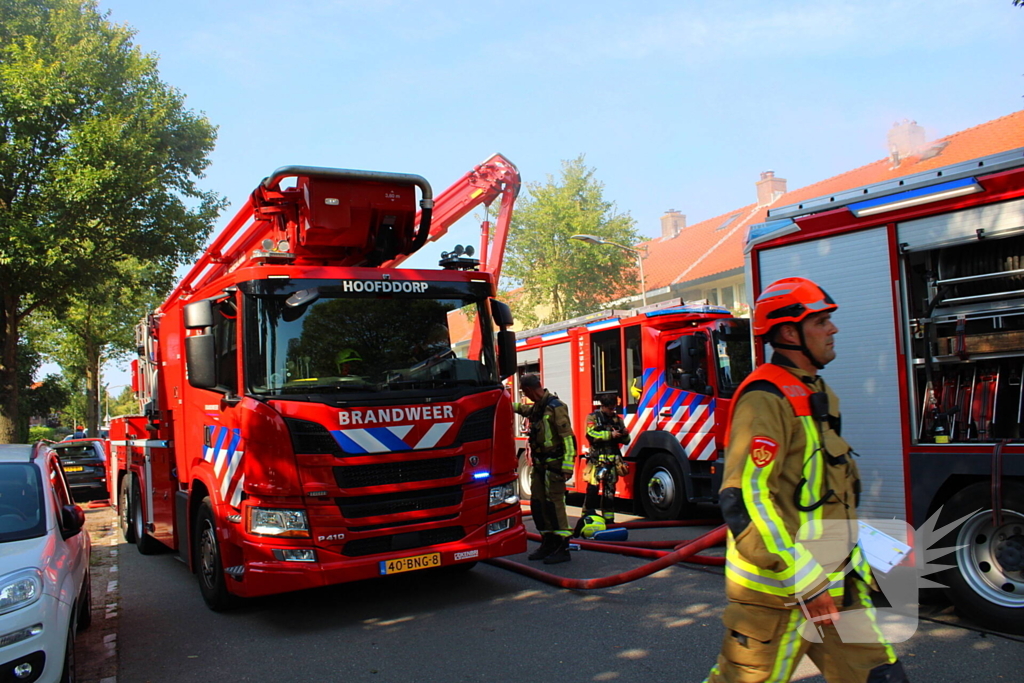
[85,340,100,437]
[0,291,21,444]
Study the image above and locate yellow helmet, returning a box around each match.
[580,514,607,539]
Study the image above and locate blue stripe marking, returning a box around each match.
[207,426,227,462]
[224,428,241,467]
[364,427,410,452]
[637,368,656,414]
[331,430,368,454]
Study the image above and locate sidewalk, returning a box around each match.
[78,503,121,683]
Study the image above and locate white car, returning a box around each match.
[0,443,92,683]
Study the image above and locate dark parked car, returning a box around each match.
[51,439,108,502]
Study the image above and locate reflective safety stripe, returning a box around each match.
[797,415,825,540]
[741,453,825,595]
[542,414,554,448]
[767,609,803,683]
[850,544,874,585]
[855,578,898,663]
[562,436,575,470]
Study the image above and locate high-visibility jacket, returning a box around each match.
[514,391,575,473]
[719,356,873,610]
[585,410,630,457]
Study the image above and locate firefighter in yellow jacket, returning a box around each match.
[704,277,908,683]
[514,373,576,564]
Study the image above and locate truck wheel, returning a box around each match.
[517,453,532,500]
[119,477,135,544]
[640,453,685,520]
[939,481,1024,634]
[132,480,161,555]
[195,497,235,611]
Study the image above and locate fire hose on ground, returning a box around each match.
[485,505,728,590]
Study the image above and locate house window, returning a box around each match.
[721,286,735,310]
[707,289,719,305]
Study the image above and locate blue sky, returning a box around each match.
[93,0,1023,387]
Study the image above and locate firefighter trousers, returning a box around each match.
[530,458,570,537]
[704,577,906,683]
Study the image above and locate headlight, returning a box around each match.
[488,481,519,510]
[0,569,42,616]
[246,508,310,538]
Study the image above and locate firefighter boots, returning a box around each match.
[528,533,559,561]
[543,536,571,564]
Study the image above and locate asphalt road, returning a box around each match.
[104,503,1023,683]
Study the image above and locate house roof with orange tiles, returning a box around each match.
[640,109,1024,291]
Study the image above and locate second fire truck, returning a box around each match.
[512,303,752,519]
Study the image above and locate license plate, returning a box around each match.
[63,466,84,473]
[379,552,441,575]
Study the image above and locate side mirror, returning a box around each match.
[183,300,213,329]
[490,299,514,328]
[61,504,85,538]
[185,334,217,389]
[497,330,517,380]
[675,336,698,374]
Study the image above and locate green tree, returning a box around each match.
[12,337,67,441]
[0,0,224,442]
[503,155,641,327]
[106,384,136,420]
[36,258,172,436]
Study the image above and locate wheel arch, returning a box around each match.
[188,479,212,574]
[630,431,693,498]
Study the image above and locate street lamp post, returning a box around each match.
[570,234,648,307]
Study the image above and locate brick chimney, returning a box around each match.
[756,171,787,207]
[887,119,927,167]
[660,210,686,239]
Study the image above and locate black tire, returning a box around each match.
[195,497,235,611]
[132,479,162,555]
[76,569,92,632]
[937,481,1024,634]
[119,476,135,544]
[59,615,76,683]
[517,452,532,500]
[639,452,686,520]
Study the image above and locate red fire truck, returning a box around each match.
[746,147,1024,633]
[512,303,753,519]
[108,155,526,610]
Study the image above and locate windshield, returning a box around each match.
[0,463,46,543]
[243,279,499,398]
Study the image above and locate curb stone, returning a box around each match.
[78,505,120,683]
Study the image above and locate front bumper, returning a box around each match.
[227,509,526,599]
[0,593,66,683]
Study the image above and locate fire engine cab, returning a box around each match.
[513,303,752,519]
[109,156,526,610]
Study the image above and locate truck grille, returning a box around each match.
[285,418,341,456]
[335,487,462,519]
[342,526,465,557]
[334,456,463,488]
[455,406,495,443]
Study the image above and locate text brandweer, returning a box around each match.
[338,405,455,426]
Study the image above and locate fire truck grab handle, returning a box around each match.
[260,165,435,247]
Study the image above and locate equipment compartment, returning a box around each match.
[905,233,1024,443]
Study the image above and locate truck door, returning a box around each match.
[661,332,717,460]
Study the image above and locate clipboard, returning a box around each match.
[857,521,911,573]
